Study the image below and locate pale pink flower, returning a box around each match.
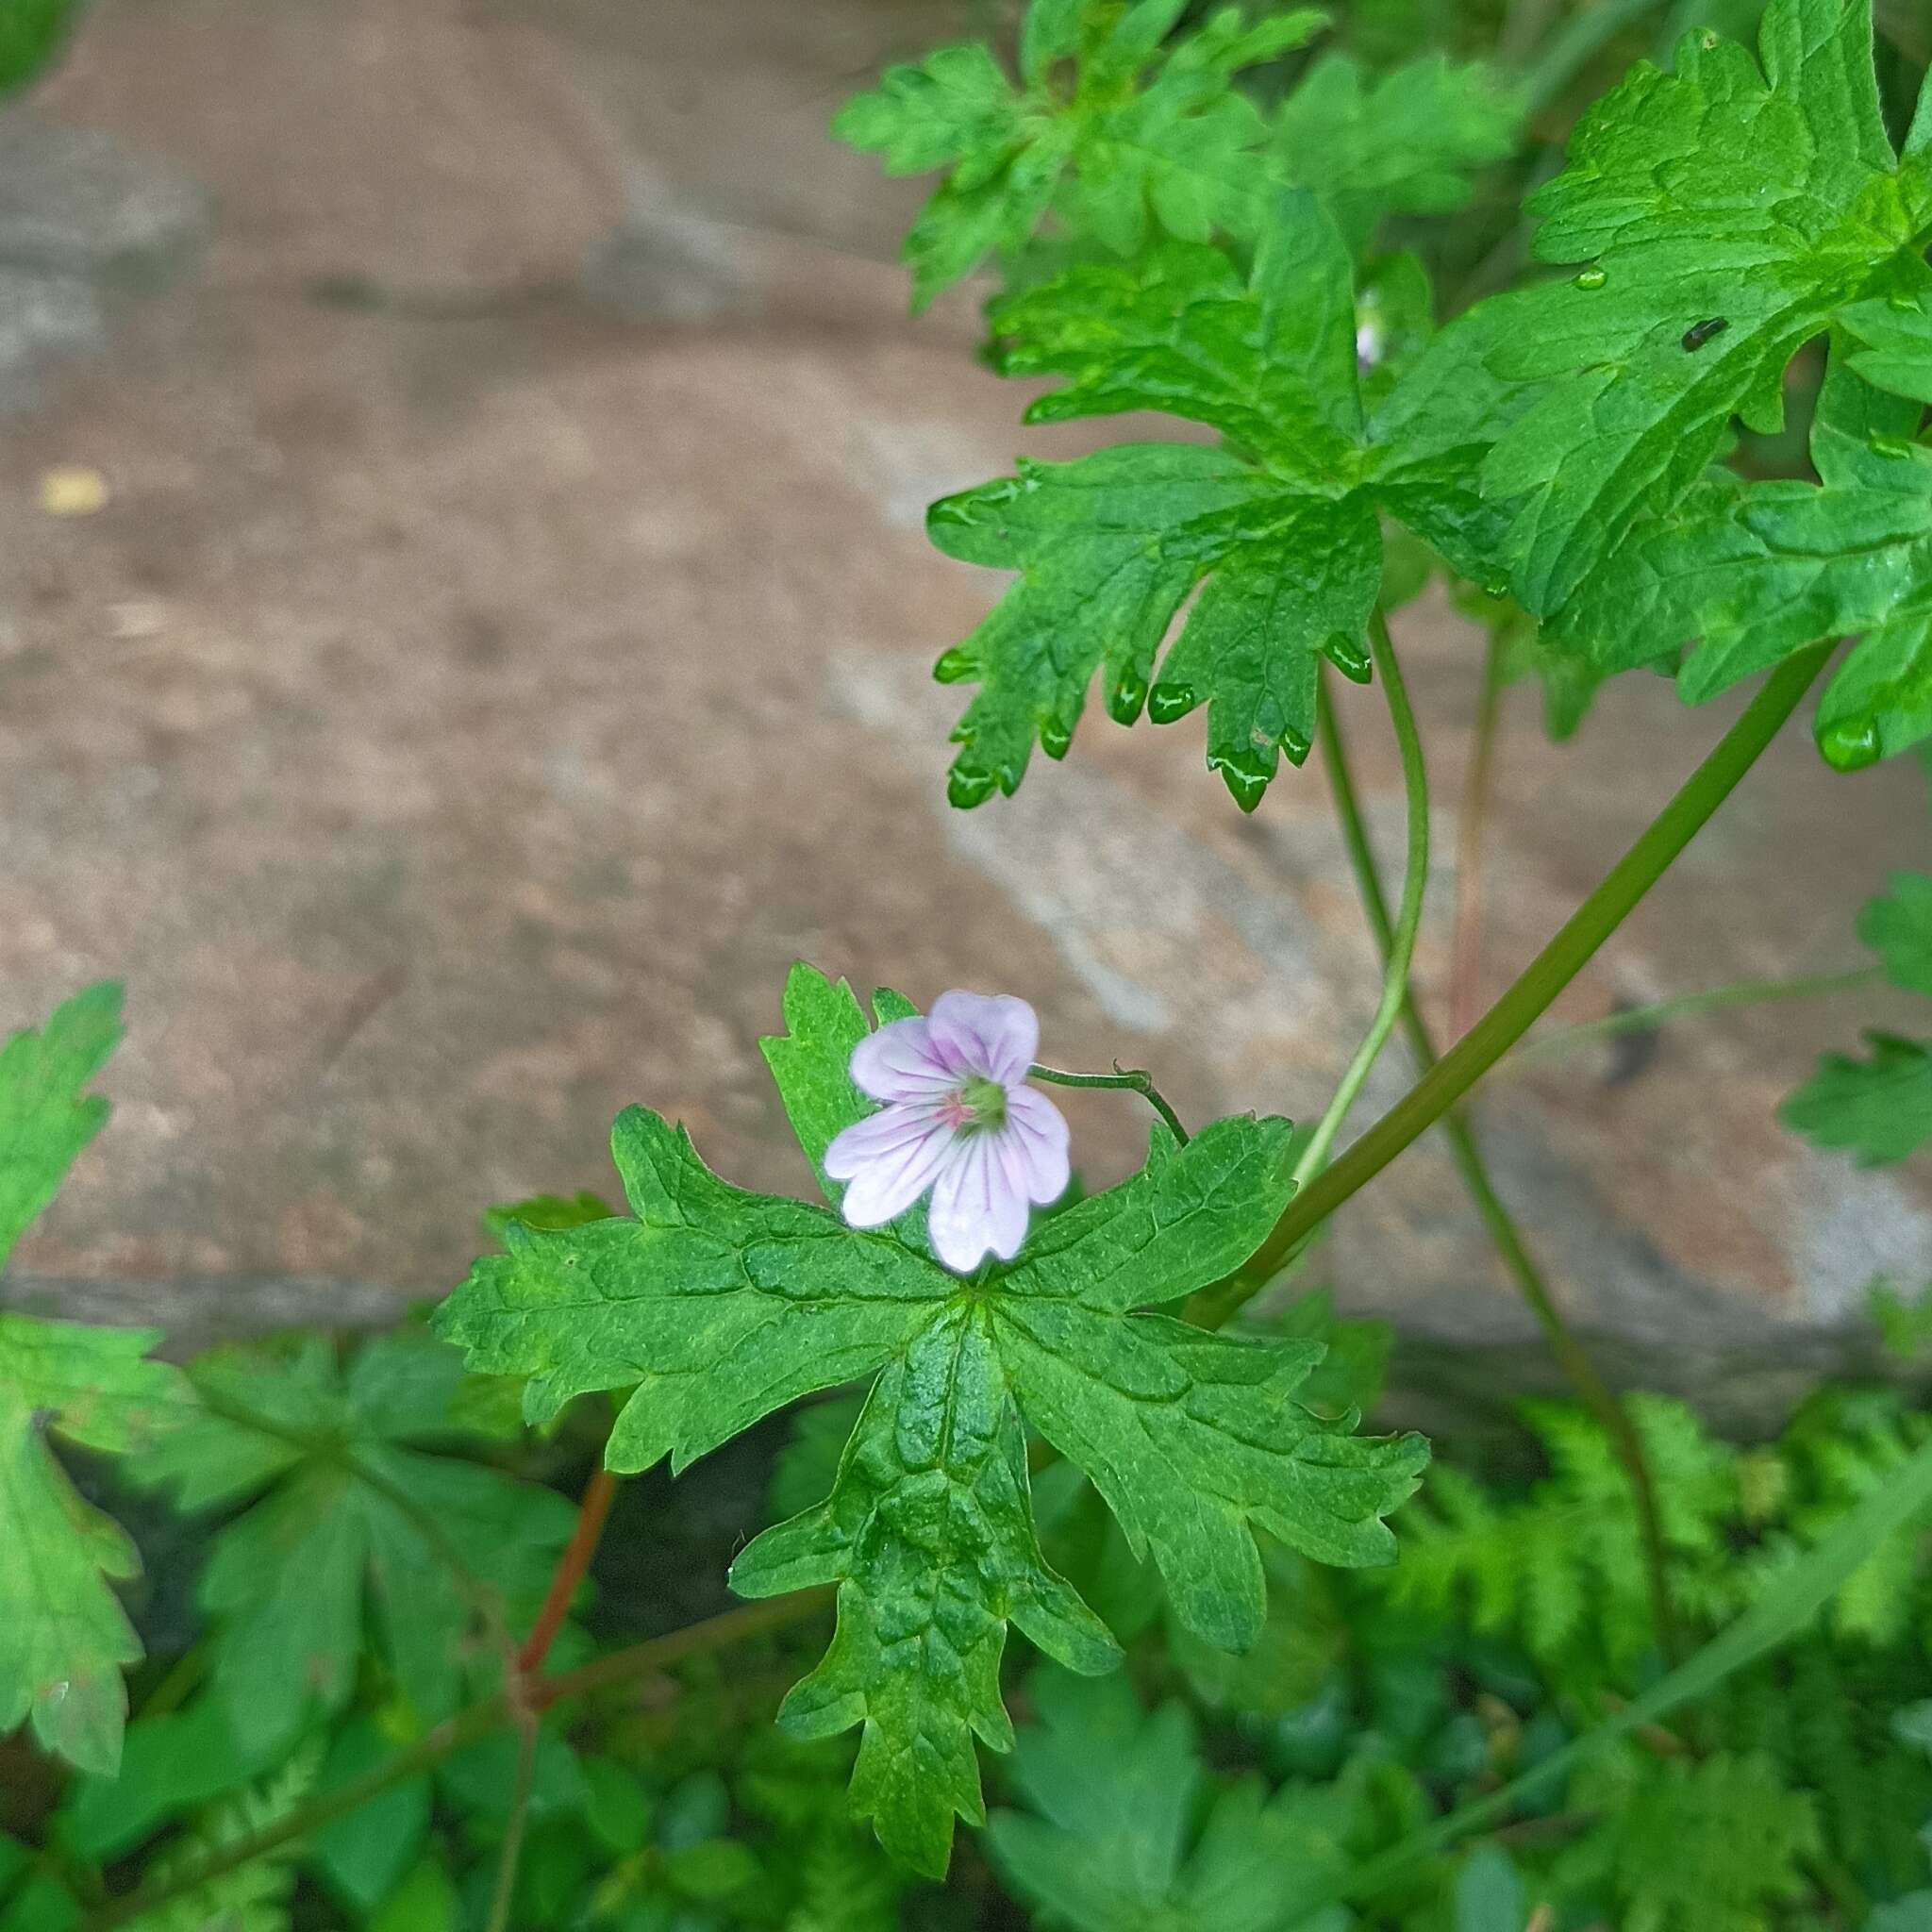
[824,990,1072,1274]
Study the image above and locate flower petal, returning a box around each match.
[1003,1086,1072,1205]
[849,1016,958,1105]
[927,990,1040,1087]
[825,1105,954,1227]
[928,1130,1030,1273]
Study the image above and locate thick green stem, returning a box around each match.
[1291,612,1430,1191]
[82,1591,831,1932]
[1507,964,1881,1067]
[1301,659,1681,1662]
[1234,640,1833,1282]
[1031,1062,1189,1144]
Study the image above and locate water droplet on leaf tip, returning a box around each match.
[933,647,976,685]
[947,764,998,808]
[1574,267,1607,291]
[1209,747,1273,811]
[1324,634,1372,683]
[1108,670,1149,724]
[1039,718,1073,758]
[1818,717,1882,772]
[1280,727,1312,766]
[1147,681,1196,724]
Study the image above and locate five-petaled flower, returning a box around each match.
[824,990,1071,1274]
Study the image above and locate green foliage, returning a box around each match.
[1549,341,1932,772]
[1556,1749,1820,1932]
[1476,0,1932,619]
[0,986,187,1778]
[0,979,121,1269]
[436,963,1424,1873]
[987,1666,1374,1930]
[0,0,84,97]
[935,204,1508,810]
[834,1,1329,308]
[1784,856,1932,1167]
[125,1744,321,1932]
[131,1329,576,1760]
[1391,1395,1740,1673]
[1272,52,1522,251]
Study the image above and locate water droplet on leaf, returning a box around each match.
[1483,578,1511,601]
[1574,267,1607,291]
[933,647,976,685]
[1323,633,1373,684]
[947,763,998,808]
[1209,747,1272,813]
[1818,717,1882,772]
[1039,716,1073,759]
[1108,668,1148,724]
[1147,681,1196,724]
[1889,292,1924,314]
[1869,432,1915,459]
[1279,724,1312,767]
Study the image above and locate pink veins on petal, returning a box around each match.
[824,990,1071,1274]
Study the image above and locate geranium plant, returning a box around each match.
[4,2,1932,1928]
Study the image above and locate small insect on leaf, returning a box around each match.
[1681,318,1729,352]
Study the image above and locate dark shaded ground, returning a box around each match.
[0,0,1926,1428]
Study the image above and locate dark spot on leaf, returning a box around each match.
[1681,318,1728,352]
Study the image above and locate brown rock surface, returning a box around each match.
[0,0,1926,1424]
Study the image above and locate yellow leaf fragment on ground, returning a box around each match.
[39,465,110,516]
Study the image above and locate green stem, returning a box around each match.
[1506,965,1882,1067]
[1233,640,1833,1286]
[82,1591,831,1932]
[1291,613,1430,1191]
[484,1722,539,1932]
[1030,1062,1189,1145]
[1299,659,1683,1663]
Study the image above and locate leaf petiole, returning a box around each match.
[1029,1061,1190,1144]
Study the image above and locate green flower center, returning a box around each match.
[958,1074,1008,1130]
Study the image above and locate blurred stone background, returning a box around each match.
[1,0,1926,1429]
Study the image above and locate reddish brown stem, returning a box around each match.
[519,1466,619,1674]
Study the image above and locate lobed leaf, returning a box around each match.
[435,965,1424,1873]
[1478,0,1932,617]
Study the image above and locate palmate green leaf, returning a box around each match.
[1471,0,1932,619]
[0,984,188,1777]
[1272,53,1522,254]
[1781,1030,1932,1166]
[435,963,1424,1875]
[1547,341,1932,769]
[133,1331,576,1759]
[0,979,120,1268]
[1860,872,1932,996]
[834,0,1325,308]
[986,1668,1369,1932]
[0,1314,183,1775]
[935,201,1507,810]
